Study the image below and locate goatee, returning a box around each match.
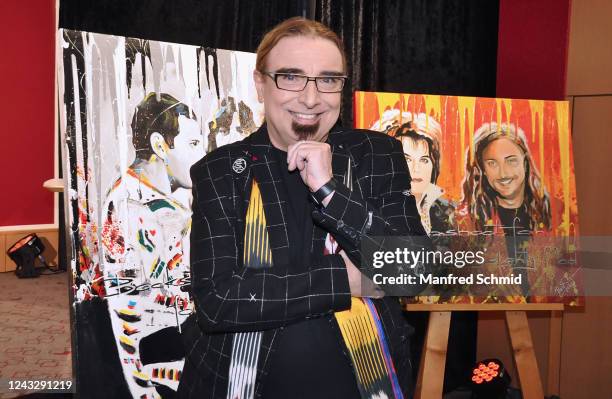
[292,120,320,141]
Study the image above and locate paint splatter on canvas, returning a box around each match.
[58,29,263,397]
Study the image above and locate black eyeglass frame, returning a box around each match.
[263,71,348,93]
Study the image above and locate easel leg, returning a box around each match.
[547,310,563,395]
[414,311,451,399]
[505,311,544,399]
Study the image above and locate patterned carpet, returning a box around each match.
[0,271,72,398]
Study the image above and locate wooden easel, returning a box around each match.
[406,303,564,399]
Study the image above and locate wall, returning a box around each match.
[496,0,571,100]
[561,0,612,397]
[0,0,57,227]
[0,0,58,270]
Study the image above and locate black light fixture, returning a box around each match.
[470,358,511,399]
[6,233,48,278]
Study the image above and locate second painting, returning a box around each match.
[354,91,581,305]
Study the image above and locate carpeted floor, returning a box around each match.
[0,271,72,399]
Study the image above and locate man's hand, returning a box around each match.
[339,250,385,299]
[287,141,333,193]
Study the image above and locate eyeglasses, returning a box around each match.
[263,72,347,93]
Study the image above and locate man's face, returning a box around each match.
[482,137,526,205]
[254,36,344,150]
[165,115,204,189]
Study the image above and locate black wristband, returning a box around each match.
[310,177,337,206]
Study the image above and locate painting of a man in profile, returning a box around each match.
[59,29,264,398]
[101,92,204,394]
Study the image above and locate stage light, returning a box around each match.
[470,358,511,399]
[6,233,55,278]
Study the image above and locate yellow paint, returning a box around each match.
[457,96,476,161]
[119,335,135,346]
[132,370,150,381]
[502,99,513,126]
[149,256,160,275]
[496,99,502,133]
[424,95,442,125]
[555,101,571,235]
[376,92,403,126]
[529,100,545,187]
[357,92,365,128]
[401,93,409,113]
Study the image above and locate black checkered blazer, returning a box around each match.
[178,124,429,398]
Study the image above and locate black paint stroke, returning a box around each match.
[125,38,151,97]
[196,47,219,99]
[62,30,87,282]
[81,34,91,224]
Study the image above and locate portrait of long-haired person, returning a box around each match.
[461,122,553,299]
[462,122,551,235]
[99,92,204,397]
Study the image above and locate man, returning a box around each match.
[180,18,428,399]
[101,92,204,397]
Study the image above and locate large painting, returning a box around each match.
[354,91,582,305]
[58,30,263,398]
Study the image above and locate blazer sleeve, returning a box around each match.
[312,135,432,293]
[189,159,351,334]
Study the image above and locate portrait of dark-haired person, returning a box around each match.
[179,17,430,399]
[100,92,204,397]
[389,115,455,236]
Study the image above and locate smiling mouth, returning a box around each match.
[411,178,424,183]
[289,111,321,124]
[496,178,514,186]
